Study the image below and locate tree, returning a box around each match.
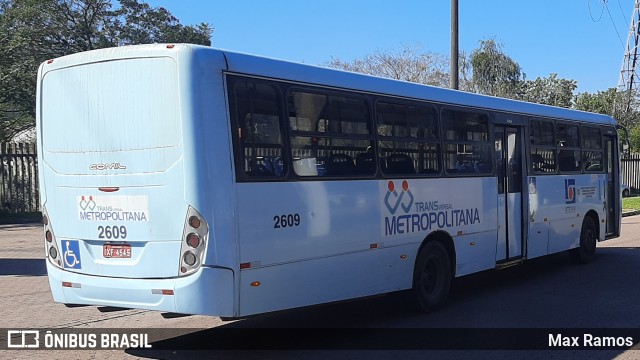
[574,88,640,127]
[519,73,577,108]
[0,0,213,141]
[574,88,640,151]
[469,39,523,98]
[324,43,450,88]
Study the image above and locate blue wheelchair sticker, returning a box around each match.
[63,240,82,269]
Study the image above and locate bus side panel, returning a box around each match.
[236,178,497,315]
[529,174,606,256]
[238,244,416,316]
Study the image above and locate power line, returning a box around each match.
[588,0,605,22]
[606,1,628,48]
[617,0,630,28]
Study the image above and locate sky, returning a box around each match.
[144,0,635,94]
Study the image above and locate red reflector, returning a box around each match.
[98,187,119,192]
[47,59,54,64]
[62,282,72,287]
[369,243,378,249]
[152,289,175,295]
[167,44,175,49]
[240,262,251,269]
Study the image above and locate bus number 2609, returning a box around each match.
[273,214,301,229]
[98,225,127,239]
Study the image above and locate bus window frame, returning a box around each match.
[374,97,442,178]
[227,75,290,182]
[529,117,558,176]
[285,86,376,179]
[556,120,582,174]
[439,106,494,177]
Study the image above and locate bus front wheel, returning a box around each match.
[571,216,597,264]
[413,241,452,312]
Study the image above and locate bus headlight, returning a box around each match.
[179,206,208,276]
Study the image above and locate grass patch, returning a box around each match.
[622,197,640,211]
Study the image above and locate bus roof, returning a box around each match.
[41,43,617,127]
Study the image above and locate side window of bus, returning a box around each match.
[288,90,374,177]
[530,119,557,174]
[557,122,581,173]
[232,80,285,178]
[582,126,603,172]
[441,109,492,176]
[376,101,440,176]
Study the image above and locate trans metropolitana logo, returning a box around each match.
[382,180,480,236]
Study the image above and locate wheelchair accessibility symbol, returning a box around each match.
[63,240,82,269]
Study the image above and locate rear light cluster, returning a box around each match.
[179,207,209,276]
[43,206,62,269]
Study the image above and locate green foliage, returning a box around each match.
[469,39,523,98]
[519,73,577,108]
[0,0,213,141]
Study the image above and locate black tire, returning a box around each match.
[571,216,597,264]
[623,189,630,198]
[413,241,452,312]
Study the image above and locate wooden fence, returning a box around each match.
[0,142,39,214]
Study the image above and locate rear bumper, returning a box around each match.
[46,261,235,317]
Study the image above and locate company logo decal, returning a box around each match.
[78,196,97,211]
[77,195,149,222]
[384,180,414,214]
[565,179,576,204]
[381,180,480,236]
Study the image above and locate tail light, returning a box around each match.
[179,206,209,276]
[43,206,63,269]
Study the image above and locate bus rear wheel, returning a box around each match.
[413,241,452,312]
[571,215,597,264]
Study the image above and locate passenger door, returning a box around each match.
[495,126,524,262]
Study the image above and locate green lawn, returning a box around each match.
[623,197,640,211]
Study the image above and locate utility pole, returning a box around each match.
[450,0,459,90]
[618,0,640,112]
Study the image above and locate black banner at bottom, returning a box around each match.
[2,328,640,350]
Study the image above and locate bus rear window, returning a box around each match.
[41,57,180,153]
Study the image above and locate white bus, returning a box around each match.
[37,44,622,317]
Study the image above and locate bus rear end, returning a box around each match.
[36,45,235,316]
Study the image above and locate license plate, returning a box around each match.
[103,244,132,258]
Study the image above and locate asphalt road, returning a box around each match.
[1,218,640,359]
